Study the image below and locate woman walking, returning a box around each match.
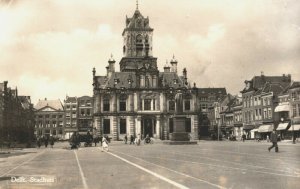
[101,136,109,152]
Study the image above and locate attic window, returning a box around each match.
[173,79,178,84]
[128,79,132,85]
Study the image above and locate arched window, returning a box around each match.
[136,34,143,43]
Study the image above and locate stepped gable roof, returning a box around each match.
[34,99,63,111]
[159,72,185,88]
[18,96,31,109]
[105,72,137,89]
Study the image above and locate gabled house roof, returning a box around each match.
[34,99,63,111]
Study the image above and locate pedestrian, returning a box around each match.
[101,136,109,152]
[124,135,128,144]
[242,134,246,142]
[44,136,49,148]
[49,135,55,148]
[70,132,79,149]
[36,137,41,148]
[266,135,270,142]
[135,134,141,146]
[93,136,99,147]
[268,130,278,152]
[130,135,134,145]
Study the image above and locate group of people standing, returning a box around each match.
[123,134,152,145]
[69,131,109,152]
[36,135,55,148]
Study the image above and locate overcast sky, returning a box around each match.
[0,0,299,105]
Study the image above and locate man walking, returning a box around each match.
[268,130,278,152]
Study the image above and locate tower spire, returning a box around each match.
[136,0,139,10]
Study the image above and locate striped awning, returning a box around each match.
[258,124,274,133]
[276,122,290,131]
[288,124,300,131]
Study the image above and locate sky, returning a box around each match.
[0,0,299,105]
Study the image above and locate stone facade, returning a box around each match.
[92,7,199,141]
[34,99,64,139]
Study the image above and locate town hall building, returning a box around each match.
[92,5,199,141]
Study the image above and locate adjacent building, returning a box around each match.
[241,73,291,139]
[63,96,78,139]
[197,88,227,138]
[275,81,300,140]
[0,81,35,144]
[34,99,64,139]
[77,96,93,134]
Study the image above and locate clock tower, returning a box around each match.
[119,3,157,72]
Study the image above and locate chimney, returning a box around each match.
[4,81,8,91]
[163,60,171,72]
[183,68,187,85]
[106,66,111,78]
[287,74,291,82]
[92,67,96,77]
[170,55,178,73]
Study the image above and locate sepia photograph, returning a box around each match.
[0,0,300,188]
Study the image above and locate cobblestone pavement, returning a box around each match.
[0,141,299,189]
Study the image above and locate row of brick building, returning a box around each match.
[207,73,300,140]
[0,81,35,145]
[34,96,93,139]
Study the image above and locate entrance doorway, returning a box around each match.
[141,117,156,138]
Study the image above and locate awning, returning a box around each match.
[251,129,259,132]
[258,124,274,133]
[275,104,290,112]
[243,125,255,130]
[276,122,290,131]
[288,124,300,131]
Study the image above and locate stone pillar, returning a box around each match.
[164,116,168,140]
[94,116,101,136]
[129,116,135,136]
[112,116,118,140]
[129,94,134,111]
[136,116,141,136]
[134,93,138,111]
[193,115,198,140]
[113,94,117,112]
[156,116,161,139]
[95,94,101,113]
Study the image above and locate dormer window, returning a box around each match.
[128,79,132,85]
[114,79,119,85]
[173,79,178,84]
